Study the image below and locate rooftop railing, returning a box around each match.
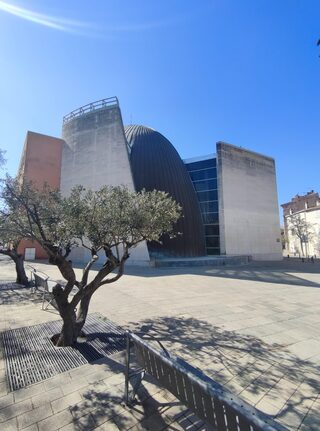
[63,97,119,124]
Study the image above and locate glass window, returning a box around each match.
[207,247,220,255]
[189,168,216,182]
[202,212,219,223]
[193,178,217,192]
[206,236,220,248]
[205,225,220,236]
[197,190,218,202]
[200,201,218,213]
[185,158,216,171]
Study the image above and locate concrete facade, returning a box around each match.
[60,103,134,194]
[217,142,282,260]
[16,98,284,263]
[60,101,150,265]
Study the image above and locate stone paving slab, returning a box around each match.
[0,257,319,429]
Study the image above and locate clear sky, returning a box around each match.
[0,0,319,211]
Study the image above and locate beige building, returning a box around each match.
[217,143,282,260]
[282,191,320,257]
[16,97,283,263]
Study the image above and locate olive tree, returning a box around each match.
[1,178,181,346]
[288,214,314,257]
[0,154,29,285]
[0,227,29,286]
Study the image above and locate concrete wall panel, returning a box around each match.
[217,142,282,260]
[60,103,149,264]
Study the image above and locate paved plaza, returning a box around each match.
[0,257,320,430]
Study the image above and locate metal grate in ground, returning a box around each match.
[1,313,125,391]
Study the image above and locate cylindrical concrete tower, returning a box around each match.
[60,98,150,264]
[61,97,134,194]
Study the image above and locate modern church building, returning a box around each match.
[17,97,282,263]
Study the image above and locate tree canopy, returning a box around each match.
[0,177,182,345]
[288,213,314,256]
[1,179,181,261]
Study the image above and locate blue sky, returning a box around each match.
[0,0,319,211]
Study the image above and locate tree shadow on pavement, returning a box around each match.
[201,267,320,288]
[70,353,207,430]
[0,285,42,306]
[128,315,320,430]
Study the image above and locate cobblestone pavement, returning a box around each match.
[0,257,320,430]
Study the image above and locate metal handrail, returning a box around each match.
[126,333,288,431]
[63,97,119,124]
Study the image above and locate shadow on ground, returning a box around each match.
[2,253,319,288]
[0,285,42,306]
[127,315,320,428]
[19,256,320,288]
[201,266,320,288]
[64,314,320,429]
[71,354,212,430]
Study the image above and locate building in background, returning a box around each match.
[217,142,282,260]
[60,98,149,265]
[125,125,206,258]
[17,97,282,262]
[16,131,63,259]
[282,191,320,257]
[184,155,219,255]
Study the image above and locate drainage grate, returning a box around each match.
[1,313,126,391]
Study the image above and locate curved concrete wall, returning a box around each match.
[125,125,206,258]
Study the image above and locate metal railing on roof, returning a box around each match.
[63,97,119,124]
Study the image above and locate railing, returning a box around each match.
[63,97,119,124]
[125,333,288,431]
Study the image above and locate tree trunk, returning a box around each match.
[14,254,29,286]
[56,310,77,347]
[55,295,92,347]
[53,288,93,347]
[51,284,77,347]
[0,249,29,286]
[75,293,92,336]
[53,263,121,347]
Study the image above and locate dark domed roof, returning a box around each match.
[125,124,206,257]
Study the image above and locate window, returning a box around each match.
[189,168,216,182]
[193,178,217,192]
[207,247,220,255]
[197,190,218,202]
[202,212,219,223]
[200,201,218,213]
[206,236,220,248]
[205,225,219,236]
[186,158,216,171]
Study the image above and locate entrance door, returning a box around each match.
[25,247,36,260]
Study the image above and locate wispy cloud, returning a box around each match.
[0,1,88,33]
[0,1,207,37]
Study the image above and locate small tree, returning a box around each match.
[0,153,29,285]
[1,178,181,346]
[288,214,314,257]
[0,227,29,286]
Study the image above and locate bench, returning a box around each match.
[125,332,288,431]
[30,269,60,310]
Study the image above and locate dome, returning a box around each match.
[125,124,206,257]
